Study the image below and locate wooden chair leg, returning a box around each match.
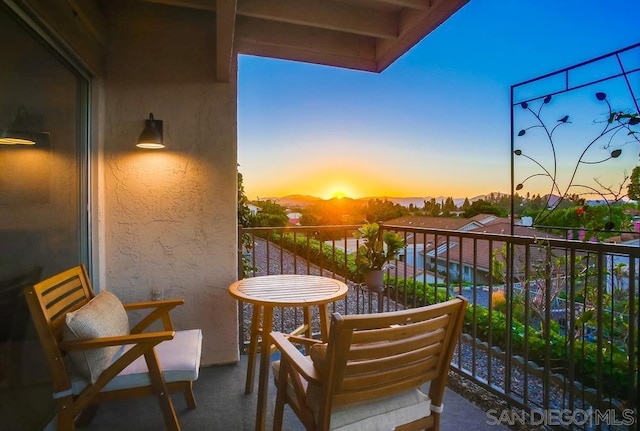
[432,413,440,431]
[145,349,180,431]
[183,381,197,409]
[56,396,76,431]
[272,363,287,431]
[76,403,100,426]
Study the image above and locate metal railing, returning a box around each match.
[237,223,639,429]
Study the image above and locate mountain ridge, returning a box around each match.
[259,193,510,208]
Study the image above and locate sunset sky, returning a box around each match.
[238,0,640,201]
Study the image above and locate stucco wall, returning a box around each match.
[101,2,239,365]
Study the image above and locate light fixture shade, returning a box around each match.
[136,113,164,149]
[0,107,50,146]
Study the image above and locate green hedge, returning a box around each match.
[386,276,449,306]
[266,232,359,280]
[465,305,631,399]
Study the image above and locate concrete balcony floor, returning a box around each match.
[83,355,509,431]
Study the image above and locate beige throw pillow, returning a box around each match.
[63,291,130,383]
[309,343,327,373]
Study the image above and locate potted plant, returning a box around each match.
[353,222,406,292]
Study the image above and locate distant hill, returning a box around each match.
[263,194,323,208]
[470,192,509,201]
[259,193,510,209]
[358,196,433,208]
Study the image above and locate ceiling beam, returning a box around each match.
[371,0,431,10]
[13,0,106,73]
[65,0,108,46]
[138,0,400,39]
[375,0,468,71]
[134,0,468,74]
[237,42,378,72]
[235,16,377,71]
[216,0,236,82]
[237,0,398,39]
[138,0,216,12]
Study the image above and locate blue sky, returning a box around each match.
[238,0,640,201]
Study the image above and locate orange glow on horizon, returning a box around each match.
[242,162,511,201]
[323,184,356,200]
[246,180,512,201]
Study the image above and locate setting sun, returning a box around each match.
[324,184,356,200]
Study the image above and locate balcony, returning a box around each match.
[9,220,636,430]
[2,2,638,430]
[234,223,639,430]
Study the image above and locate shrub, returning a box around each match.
[464,303,632,399]
[387,277,448,306]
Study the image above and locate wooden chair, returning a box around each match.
[23,265,202,431]
[271,296,468,431]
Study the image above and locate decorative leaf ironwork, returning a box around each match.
[514,88,638,234]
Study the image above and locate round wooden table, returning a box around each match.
[228,274,348,431]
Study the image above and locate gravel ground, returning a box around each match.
[243,238,609,431]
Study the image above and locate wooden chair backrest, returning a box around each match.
[320,297,467,415]
[23,265,95,392]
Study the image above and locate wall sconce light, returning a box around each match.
[0,106,50,146]
[136,113,164,149]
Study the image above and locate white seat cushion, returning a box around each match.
[327,388,431,431]
[71,328,202,394]
[272,359,431,431]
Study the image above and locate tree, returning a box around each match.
[299,211,320,226]
[237,170,251,227]
[250,200,288,227]
[538,203,633,239]
[237,169,254,277]
[462,197,471,211]
[628,166,640,202]
[364,199,408,222]
[462,199,506,218]
[423,198,440,216]
[300,198,365,225]
[442,197,457,216]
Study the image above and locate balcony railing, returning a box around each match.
[238,223,639,429]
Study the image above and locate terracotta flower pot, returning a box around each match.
[364,270,385,292]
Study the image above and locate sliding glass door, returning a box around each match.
[0,4,90,429]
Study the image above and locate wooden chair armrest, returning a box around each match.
[285,335,323,347]
[123,299,184,310]
[271,331,320,384]
[60,331,175,351]
[124,299,184,333]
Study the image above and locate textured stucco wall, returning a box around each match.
[101,2,239,365]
